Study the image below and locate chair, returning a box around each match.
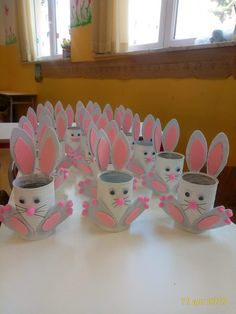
[8,160,18,189]
[0,189,9,226]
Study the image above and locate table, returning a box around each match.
[0,91,37,122]
[0,170,236,314]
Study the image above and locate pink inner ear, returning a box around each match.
[15,137,34,174]
[105,108,113,121]
[113,136,129,170]
[97,137,109,171]
[107,127,116,143]
[40,137,57,175]
[207,143,224,176]
[55,104,62,115]
[22,123,34,139]
[66,109,74,127]
[79,111,85,128]
[123,112,132,133]
[83,118,91,135]
[143,120,154,140]
[154,125,162,152]
[115,111,122,129]
[188,139,206,171]
[57,117,66,141]
[93,113,99,123]
[163,126,178,151]
[98,116,108,130]
[28,113,37,131]
[133,118,140,141]
[89,128,97,156]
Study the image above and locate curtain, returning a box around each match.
[92,0,128,54]
[16,0,37,62]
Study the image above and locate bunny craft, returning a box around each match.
[159,130,233,233]
[143,119,184,196]
[0,127,73,240]
[82,130,150,232]
[127,114,156,177]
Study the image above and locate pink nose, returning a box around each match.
[168,173,176,181]
[71,137,80,142]
[187,200,198,210]
[146,156,153,163]
[26,207,36,216]
[116,198,125,206]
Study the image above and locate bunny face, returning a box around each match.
[156,152,184,192]
[133,141,156,171]
[65,127,81,150]
[177,173,218,224]
[13,173,55,228]
[97,171,133,221]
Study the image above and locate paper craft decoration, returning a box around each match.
[159,130,233,233]
[143,119,184,196]
[82,130,150,232]
[0,127,73,240]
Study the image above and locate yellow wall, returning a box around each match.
[0,25,236,166]
[0,45,9,90]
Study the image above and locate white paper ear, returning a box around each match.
[103,104,113,121]
[55,101,64,116]
[111,132,131,171]
[132,113,140,141]
[97,112,109,130]
[38,127,60,176]
[66,104,74,127]
[207,132,229,177]
[27,107,37,132]
[88,123,98,157]
[86,100,94,114]
[82,109,92,135]
[44,101,54,115]
[105,120,119,143]
[95,130,110,171]
[76,100,84,116]
[123,108,133,134]
[10,128,36,175]
[114,108,123,130]
[93,102,101,114]
[40,107,55,128]
[19,116,34,139]
[56,110,68,141]
[162,119,180,152]
[36,103,44,120]
[37,114,55,142]
[142,114,155,141]
[153,119,162,152]
[186,130,208,172]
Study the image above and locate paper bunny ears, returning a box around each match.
[186,130,229,178]
[10,127,60,176]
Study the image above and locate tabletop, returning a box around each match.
[0,91,37,97]
[0,123,18,140]
[0,170,236,314]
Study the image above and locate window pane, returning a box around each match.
[55,0,70,55]
[175,0,235,41]
[129,0,162,46]
[35,0,50,57]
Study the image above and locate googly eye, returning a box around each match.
[185,192,190,197]
[176,167,181,172]
[88,152,91,156]
[71,133,74,137]
[144,152,148,155]
[123,189,128,195]
[198,196,204,201]
[152,152,155,155]
[34,198,40,204]
[19,198,25,204]
[110,189,115,195]
[165,167,170,172]
[132,142,135,145]
[77,133,80,136]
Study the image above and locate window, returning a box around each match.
[32,0,70,59]
[128,0,236,51]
